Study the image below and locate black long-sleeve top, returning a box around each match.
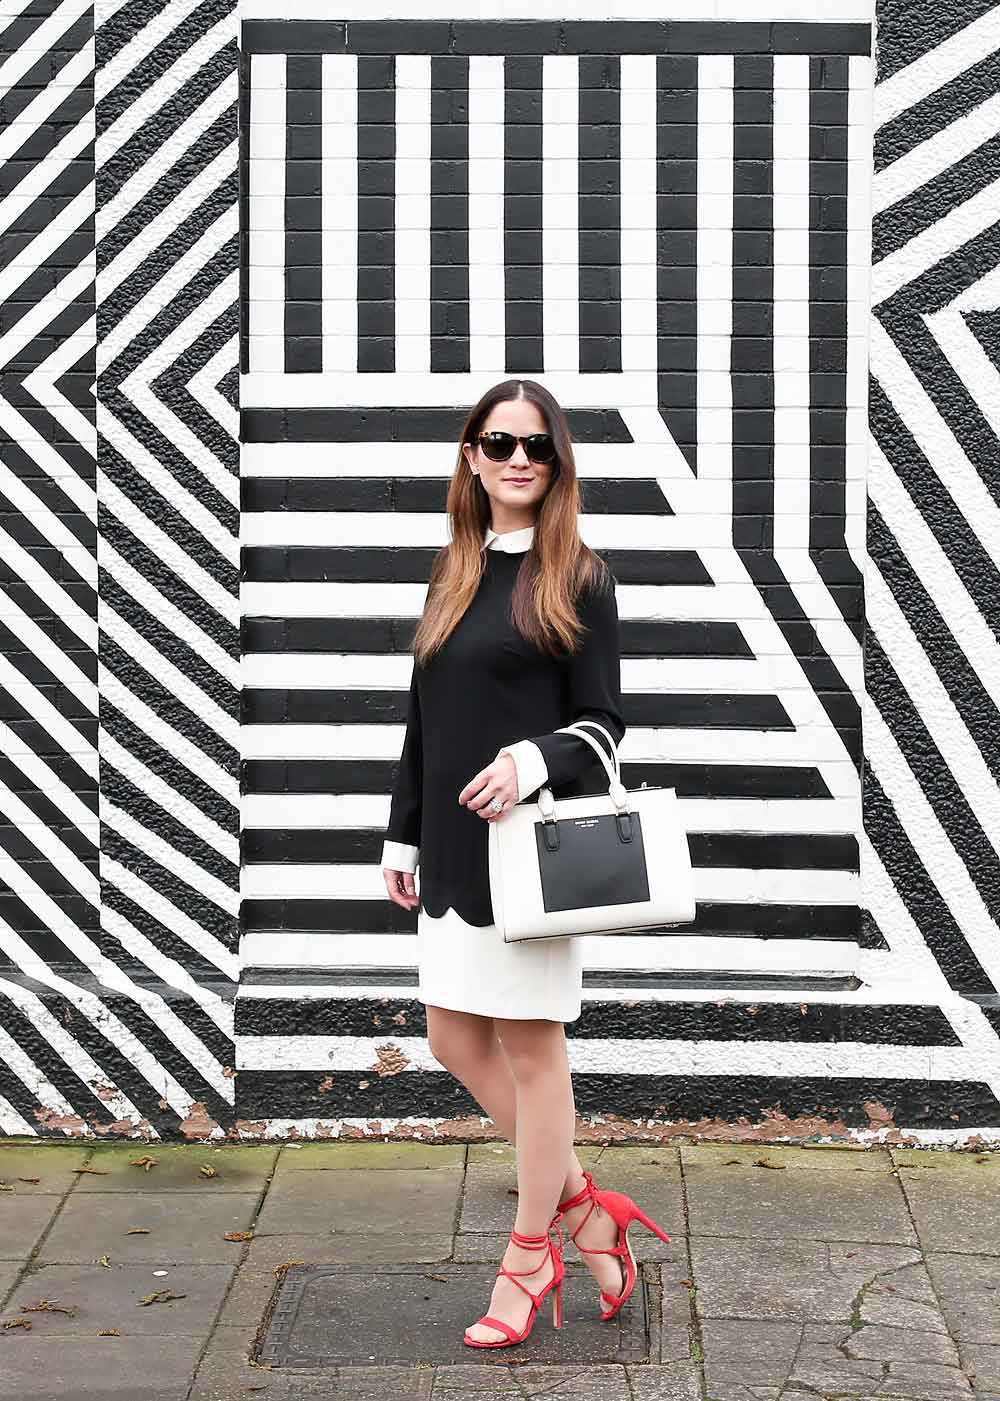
[380,531,626,926]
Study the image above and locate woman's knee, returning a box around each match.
[496,1019,566,1086]
[425,1006,497,1071]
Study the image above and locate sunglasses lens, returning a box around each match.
[479,432,516,461]
[527,434,556,463]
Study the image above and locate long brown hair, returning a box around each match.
[411,378,609,667]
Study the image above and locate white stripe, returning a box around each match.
[238,1034,957,1082]
[394,55,432,373]
[241,863,860,903]
[845,55,873,559]
[242,792,861,836]
[543,55,579,372]
[0,654,98,782]
[873,89,1000,215]
[322,54,358,371]
[620,55,659,378]
[0,1091,35,1137]
[698,55,733,480]
[241,1,875,18]
[240,930,859,975]
[867,439,1000,714]
[103,857,239,982]
[241,723,855,766]
[869,318,1000,565]
[468,55,506,373]
[0,977,142,1126]
[863,700,1000,988]
[872,174,1000,306]
[248,54,285,371]
[0,1012,81,1129]
[874,6,1000,130]
[924,306,1000,459]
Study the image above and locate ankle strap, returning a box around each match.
[556,1168,597,1214]
[510,1227,550,1248]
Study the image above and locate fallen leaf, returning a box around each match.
[137,1289,186,1306]
[679,1278,694,1287]
[752,1158,786,1170]
[198,1165,218,1179]
[97,1328,120,1336]
[272,1261,305,1277]
[2,1318,31,1330]
[97,1255,111,1268]
[722,1159,742,1166]
[0,1184,13,1193]
[130,1156,158,1173]
[125,1228,150,1235]
[72,1167,108,1175]
[423,1273,449,1282]
[17,1177,40,1184]
[224,1231,253,1242]
[22,1299,77,1316]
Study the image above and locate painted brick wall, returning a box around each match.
[0,0,998,1144]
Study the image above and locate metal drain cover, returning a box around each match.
[254,1262,651,1367]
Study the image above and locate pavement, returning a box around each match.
[0,1137,998,1401]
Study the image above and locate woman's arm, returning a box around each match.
[380,662,423,871]
[496,570,625,801]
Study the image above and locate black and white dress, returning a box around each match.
[380,523,625,1022]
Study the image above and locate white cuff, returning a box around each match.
[381,839,419,872]
[496,740,549,803]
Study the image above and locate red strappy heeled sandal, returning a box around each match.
[463,1222,566,1349]
[552,1168,671,1321]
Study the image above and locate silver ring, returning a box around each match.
[488,796,504,814]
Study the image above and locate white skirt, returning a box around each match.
[417,903,584,1022]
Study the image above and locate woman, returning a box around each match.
[380,378,671,1349]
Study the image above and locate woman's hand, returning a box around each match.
[459,752,518,820]
[383,867,420,910]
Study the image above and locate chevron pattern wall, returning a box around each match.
[0,0,239,1138]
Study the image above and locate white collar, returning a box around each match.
[482,524,535,554]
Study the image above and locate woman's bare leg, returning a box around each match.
[425,1005,624,1333]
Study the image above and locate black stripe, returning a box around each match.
[241,405,635,442]
[241,759,831,799]
[658,54,698,469]
[431,55,469,374]
[862,763,996,994]
[284,54,323,373]
[242,21,873,57]
[243,617,751,659]
[103,825,238,944]
[875,46,1000,174]
[241,546,711,585]
[868,503,1000,775]
[505,54,543,370]
[868,378,1000,632]
[236,1070,997,1128]
[242,475,675,517]
[875,131,1000,263]
[580,54,621,375]
[243,827,856,870]
[240,44,250,374]
[236,992,958,1045]
[357,55,394,373]
[871,1,992,83]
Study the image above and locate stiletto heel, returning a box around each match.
[463,1222,565,1348]
[551,1169,671,1321]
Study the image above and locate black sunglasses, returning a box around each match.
[475,431,557,465]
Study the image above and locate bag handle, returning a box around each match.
[536,719,627,818]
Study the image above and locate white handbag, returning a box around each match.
[488,719,696,943]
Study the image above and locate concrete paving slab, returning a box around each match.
[74,1144,279,1193]
[681,1141,891,1172]
[466,1363,633,1398]
[273,1142,466,1172]
[0,1193,62,1258]
[0,1333,202,1400]
[689,1237,922,1322]
[0,1258,24,1300]
[255,1167,462,1237]
[683,1151,917,1246]
[35,1193,259,1265]
[242,1231,453,1272]
[253,1262,650,1368]
[701,1317,803,1394]
[3,1262,235,1335]
[0,1144,94,1193]
[790,1330,972,1399]
[892,1151,1000,1255]
[626,1362,703,1400]
[960,1343,1000,1390]
[926,1252,1000,1345]
[190,1348,435,1401]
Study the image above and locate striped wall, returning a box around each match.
[0,0,997,1143]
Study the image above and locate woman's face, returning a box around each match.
[462,399,555,519]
